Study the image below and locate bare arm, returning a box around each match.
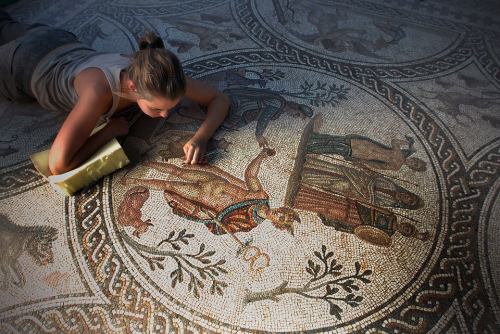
[183,77,230,164]
[390,138,407,150]
[244,147,275,192]
[48,69,127,175]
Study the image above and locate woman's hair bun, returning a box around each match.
[138,32,165,50]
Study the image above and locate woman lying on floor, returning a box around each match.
[0,10,229,175]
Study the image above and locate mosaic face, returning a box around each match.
[1,0,499,333]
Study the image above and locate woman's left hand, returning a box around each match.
[183,137,208,164]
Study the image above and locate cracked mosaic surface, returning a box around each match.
[0,0,499,333]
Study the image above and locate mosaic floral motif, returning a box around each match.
[121,230,228,298]
[244,245,373,320]
[0,0,499,333]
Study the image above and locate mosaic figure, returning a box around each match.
[302,155,423,209]
[166,15,245,52]
[287,5,405,59]
[224,87,313,147]
[419,88,500,127]
[0,214,58,289]
[205,68,285,89]
[293,185,429,247]
[285,116,429,247]
[121,146,300,235]
[306,128,427,172]
[436,73,490,90]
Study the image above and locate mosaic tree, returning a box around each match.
[121,229,228,298]
[244,245,372,320]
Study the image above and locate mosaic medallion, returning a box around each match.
[66,65,445,332]
[0,0,499,333]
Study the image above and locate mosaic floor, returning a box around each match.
[1,0,500,333]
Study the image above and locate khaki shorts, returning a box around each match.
[0,11,78,102]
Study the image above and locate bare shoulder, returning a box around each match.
[72,68,114,121]
[74,67,112,99]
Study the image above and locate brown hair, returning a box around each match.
[126,32,186,100]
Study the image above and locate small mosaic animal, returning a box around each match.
[0,214,58,289]
[117,186,153,237]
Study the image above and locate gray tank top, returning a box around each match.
[31,45,131,122]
